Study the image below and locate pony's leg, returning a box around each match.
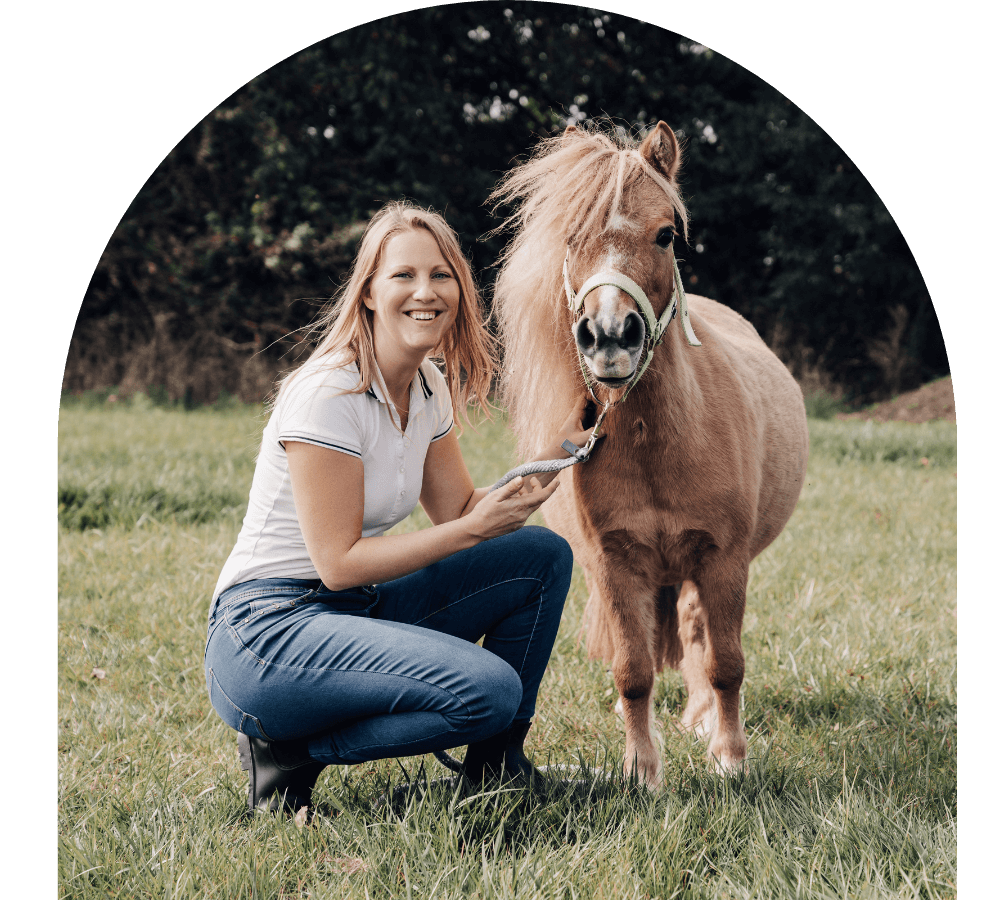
[699,568,749,774]
[617,675,662,788]
[676,580,716,739]
[597,570,663,789]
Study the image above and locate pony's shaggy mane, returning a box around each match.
[490,125,688,459]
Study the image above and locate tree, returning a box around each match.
[66,2,945,404]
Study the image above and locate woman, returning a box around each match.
[205,202,595,814]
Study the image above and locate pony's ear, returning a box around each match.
[562,123,579,142]
[639,121,681,182]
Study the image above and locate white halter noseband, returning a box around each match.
[563,250,701,398]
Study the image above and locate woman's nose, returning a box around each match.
[412,277,437,299]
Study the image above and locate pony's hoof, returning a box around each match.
[708,738,748,776]
[712,755,748,776]
[622,753,663,790]
[632,766,662,790]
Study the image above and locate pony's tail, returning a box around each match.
[579,591,615,663]
[579,582,682,672]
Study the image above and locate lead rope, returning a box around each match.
[489,401,610,492]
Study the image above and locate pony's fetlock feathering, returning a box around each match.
[492,120,809,788]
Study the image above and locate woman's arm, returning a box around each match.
[285,440,557,590]
[417,430,488,525]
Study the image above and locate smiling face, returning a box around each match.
[364,227,461,368]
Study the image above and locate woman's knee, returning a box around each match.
[455,654,522,741]
[513,526,574,581]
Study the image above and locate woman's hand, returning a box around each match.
[464,475,560,540]
[555,393,602,456]
[490,394,605,496]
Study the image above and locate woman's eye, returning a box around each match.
[655,228,675,248]
[433,272,451,279]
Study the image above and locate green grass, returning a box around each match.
[58,403,957,898]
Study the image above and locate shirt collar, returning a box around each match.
[365,360,432,416]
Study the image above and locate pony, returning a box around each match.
[491,121,809,787]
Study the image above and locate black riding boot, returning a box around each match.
[461,720,542,785]
[237,733,327,815]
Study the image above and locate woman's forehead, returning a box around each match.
[380,228,449,266]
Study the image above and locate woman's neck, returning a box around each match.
[372,337,423,410]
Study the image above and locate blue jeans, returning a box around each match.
[204,526,573,766]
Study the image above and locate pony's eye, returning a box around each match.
[655,228,675,248]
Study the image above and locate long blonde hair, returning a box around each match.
[281,202,496,424]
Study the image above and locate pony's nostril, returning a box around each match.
[622,311,645,351]
[575,317,597,354]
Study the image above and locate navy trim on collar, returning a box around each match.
[364,366,433,401]
[417,367,433,399]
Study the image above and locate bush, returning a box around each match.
[803,390,847,420]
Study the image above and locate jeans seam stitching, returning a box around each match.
[209,667,273,741]
[516,584,545,680]
[409,576,543,627]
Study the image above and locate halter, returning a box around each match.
[563,250,700,421]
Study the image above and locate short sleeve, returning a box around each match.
[425,362,454,442]
[275,365,367,459]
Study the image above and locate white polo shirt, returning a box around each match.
[212,354,454,600]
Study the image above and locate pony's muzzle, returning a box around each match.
[574,309,646,382]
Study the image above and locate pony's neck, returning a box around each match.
[609,325,699,440]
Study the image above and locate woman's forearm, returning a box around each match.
[458,486,491,518]
[323,475,558,590]
[318,516,482,590]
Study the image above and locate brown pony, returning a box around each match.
[491,121,809,787]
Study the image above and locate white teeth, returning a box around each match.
[407,311,437,320]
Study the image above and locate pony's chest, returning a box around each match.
[571,453,731,576]
[574,443,701,527]
[575,455,698,516]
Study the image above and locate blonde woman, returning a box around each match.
[205,202,594,814]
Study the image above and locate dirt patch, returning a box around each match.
[837,377,955,424]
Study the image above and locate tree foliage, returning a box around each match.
[67,2,946,404]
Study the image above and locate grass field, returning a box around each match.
[58,398,957,898]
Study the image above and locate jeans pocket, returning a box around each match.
[224,587,317,629]
[207,667,272,740]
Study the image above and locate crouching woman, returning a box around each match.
[204,202,593,814]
